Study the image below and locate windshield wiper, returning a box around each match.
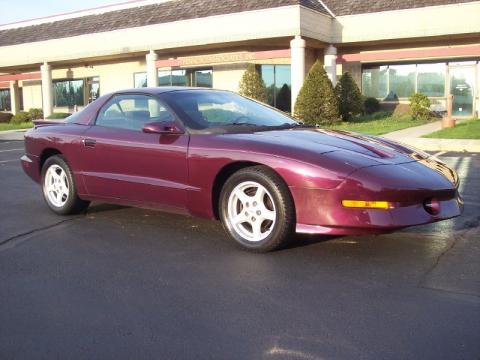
[279,122,316,129]
[229,122,260,127]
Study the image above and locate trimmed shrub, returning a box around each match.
[409,93,431,121]
[238,64,268,103]
[10,111,31,124]
[335,72,363,121]
[46,112,71,119]
[276,83,291,113]
[0,112,13,124]
[28,108,44,120]
[363,97,380,114]
[294,60,340,125]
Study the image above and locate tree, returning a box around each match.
[294,60,340,125]
[276,84,291,113]
[335,72,363,121]
[409,93,431,121]
[238,64,268,103]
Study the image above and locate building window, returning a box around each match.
[87,76,100,103]
[417,63,446,97]
[53,79,85,107]
[0,88,11,111]
[388,64,416,100]
[171,70,188,86]
[134,73,147,88]
[362,62,448,100]
[361,66,388,99]
[193,69,213,88]
[259,64,291,112]
[135,68,213,88]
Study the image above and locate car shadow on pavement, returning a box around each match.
[284,234,340,250]
[85,203,129,214]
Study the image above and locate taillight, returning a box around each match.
[424,198,440,215]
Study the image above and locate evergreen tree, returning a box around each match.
[335,72,363,121]
[276,84,291,113]
[238,64,268,103]
[294,60,340,125]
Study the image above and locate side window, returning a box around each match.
[96,94,174,131]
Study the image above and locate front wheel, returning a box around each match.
[41,155,90,215]
[219,166,295,252]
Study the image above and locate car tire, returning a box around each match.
[41,155,90,215]
[219,165,295,252]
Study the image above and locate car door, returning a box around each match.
[78,93,189,211]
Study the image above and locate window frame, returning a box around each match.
[52,78,86,107]
[94,92,183,133]
[0,88,11,111]
[257,64,292,112]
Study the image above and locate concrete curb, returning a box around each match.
[0,129,28,134]
[0,129,27,141]
[381,120,480,152]
[389,137,480,152]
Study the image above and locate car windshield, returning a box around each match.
[162,90,298,131]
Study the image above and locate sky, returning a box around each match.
[0,0,127,24]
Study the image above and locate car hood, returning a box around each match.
[239,127,431,165]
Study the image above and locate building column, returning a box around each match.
[324,45,337,86]
[290,35,306,114]
[146,50,159,87]
[40,62,53,117]
[9,80,20,115]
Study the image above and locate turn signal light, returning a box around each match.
[342,200,391,209]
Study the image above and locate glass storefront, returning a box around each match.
[362,66,388,98]
[0,88,11,111]
[259,64,292,112]
[53,79,84,107]
[417,63,446,97]
[134,72,147,88]
[388,64,416,100]
[450,65,475,117]
[87,76,100,103]
[136,68,213,88]
[361,60,477,116]
[194,69,213,88]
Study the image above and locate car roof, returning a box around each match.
[112,86,220,95]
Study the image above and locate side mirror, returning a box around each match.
[142,121,184,135]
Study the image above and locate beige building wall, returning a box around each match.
[21,80,42,110]
[212,63,248,92]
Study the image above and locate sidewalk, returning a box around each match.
[0,129,26,141]
[382,120,480,152]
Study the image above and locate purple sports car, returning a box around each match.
[21,88,463,251]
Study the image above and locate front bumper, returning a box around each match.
[21,154,41,183]
[292,160,463,235]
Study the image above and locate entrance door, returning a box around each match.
[449,66,476,117]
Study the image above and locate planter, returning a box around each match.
[442,116,456,129]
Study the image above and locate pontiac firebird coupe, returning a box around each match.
[21,87,463,252]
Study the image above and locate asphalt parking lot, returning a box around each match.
[0,139,479,360]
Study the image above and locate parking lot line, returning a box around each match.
[0,159,18,163]
[0,148,23,152]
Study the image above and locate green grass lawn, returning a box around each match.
[0,122,33,131]
[422,119,480,139]
[321,112,431,136]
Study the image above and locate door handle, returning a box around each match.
[82,138,96,147]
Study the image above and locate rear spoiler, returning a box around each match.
[32,119,65,128]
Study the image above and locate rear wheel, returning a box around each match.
[219,166,295,252]
[41,155,90,215]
